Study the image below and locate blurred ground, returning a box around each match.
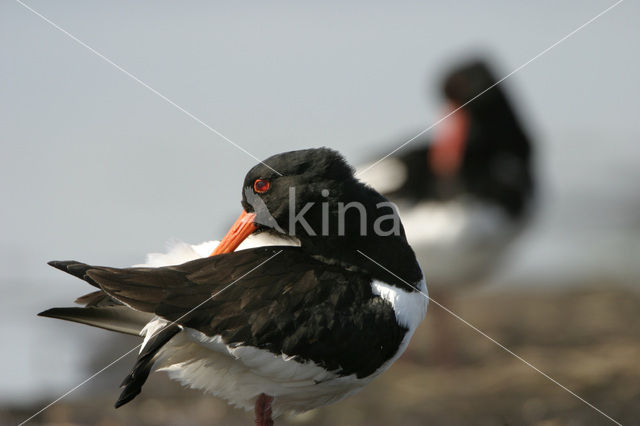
[3,283,638,426]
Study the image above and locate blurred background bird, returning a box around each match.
[359,60,535,363]
[361,59,535,290]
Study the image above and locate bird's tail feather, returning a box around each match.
[38,306,154,336]
[47,260,101,288]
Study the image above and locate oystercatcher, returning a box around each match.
[40,148,427,425]
[360,60,535,288]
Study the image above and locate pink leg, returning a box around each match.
[254,393,274,426]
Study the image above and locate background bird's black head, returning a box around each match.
[441,59,535,216]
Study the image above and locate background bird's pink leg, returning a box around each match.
[254,393,274,426]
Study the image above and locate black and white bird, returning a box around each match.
[40,148,428,425]
[359,60,535,289]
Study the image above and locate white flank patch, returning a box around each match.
[370,278,428,330]
[368,278,428,376]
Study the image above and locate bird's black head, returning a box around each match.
[241,148,354,234]
[230,147,423,286]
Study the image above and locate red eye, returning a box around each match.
[253,179,271,193]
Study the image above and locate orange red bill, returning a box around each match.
[210,210,258,256]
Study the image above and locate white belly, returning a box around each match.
[151,325,375,416]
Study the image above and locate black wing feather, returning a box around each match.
[38,306,153,336]
[115,324,181,408]
[48,246,407,378]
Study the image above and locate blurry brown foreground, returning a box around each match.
[4,284,638,426]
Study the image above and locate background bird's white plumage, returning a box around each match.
[399,199,523,287]
[357,158,408,194]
